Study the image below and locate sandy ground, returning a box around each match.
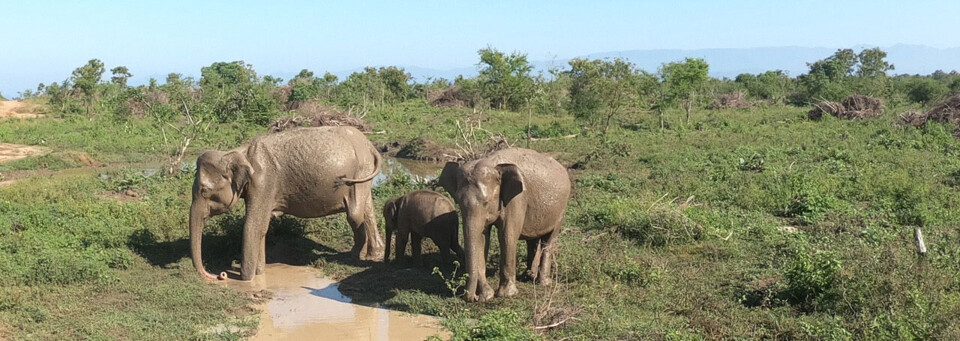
[0,100,44,119]
[0,143,50,164]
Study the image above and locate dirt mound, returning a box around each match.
[270,103,371,133]
[808,95,884,120]
[427,85,474,108]
[710,91,752,109]
[0,101,44,119]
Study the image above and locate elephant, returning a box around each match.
[189,126,385,281]
[383,190,463,264]
[438,148,571,302]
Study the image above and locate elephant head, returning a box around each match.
[438,160,523,301]
[438,161,523,226]
[189,149,254,280]
[382,197,400,262]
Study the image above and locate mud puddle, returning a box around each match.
[223,264,449,341]
[374,157,443,186]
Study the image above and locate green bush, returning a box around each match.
[785,246,842,310]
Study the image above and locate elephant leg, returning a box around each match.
[451,235,465,261]
[384,223,394,263]
[436,235,451,265]
[345,184,385,262]
[411,232,423,265]
[526,239,543,282]
[537,226,562,286]
[395,230,409,262]
[495,228,521,298]
[241,200,272,281]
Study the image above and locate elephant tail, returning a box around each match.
[340,142,382,184]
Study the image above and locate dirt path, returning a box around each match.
[221,264,449,340]
[0,100,44,119]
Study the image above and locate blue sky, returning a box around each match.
[2,1,958,96]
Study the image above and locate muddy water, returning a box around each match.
[374,157,443,186]
[224,264,449,341]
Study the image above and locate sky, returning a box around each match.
[2,0,959,96]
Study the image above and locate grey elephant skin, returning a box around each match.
[189,126,385,281]
[383,190,463,264]
[439,148,571,302]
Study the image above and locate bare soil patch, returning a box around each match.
[0,100,44,119]
[98,189,143,203]
[0,143,51,163]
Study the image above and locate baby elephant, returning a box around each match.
[383,190,463,264]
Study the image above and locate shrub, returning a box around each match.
[785,246,842,310]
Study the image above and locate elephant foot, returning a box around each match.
[537,276,554,286]
[465,284,495,302]
[496,282,518,298]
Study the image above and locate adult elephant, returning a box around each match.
[439,148,571,302]
[189,126,384,281]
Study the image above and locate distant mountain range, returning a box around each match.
[307,44,960,83]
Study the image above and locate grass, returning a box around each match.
[2,99,960,339]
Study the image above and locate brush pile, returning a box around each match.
[808,94,884,120]
[269,102,371,133]
[427,85,475,108]
[894,95,960,128]
[710,91,752,109]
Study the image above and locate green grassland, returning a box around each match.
[2,99,960,340]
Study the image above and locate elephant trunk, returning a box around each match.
[190,200,225,281]
[461,210,492,301]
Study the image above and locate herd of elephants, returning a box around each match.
[188,126,571,302]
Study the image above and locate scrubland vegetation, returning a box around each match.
[3,46,960,340]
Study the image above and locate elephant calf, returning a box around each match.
[383,190,463,264]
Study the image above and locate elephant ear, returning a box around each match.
[383,198,399,223]
[495,163,524,206]
[438,162,461,196]
[222,151,254,194]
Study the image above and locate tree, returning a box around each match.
[904,77,947,106]
[736,70,793,103]
[336,66,412,109]
[200,61,280,123]
[110,66,132,87]
[476,47,535,111]
[659,58,709,124]
[567,58,652,133]
[288,69,319,103]
[799,48,894,102]
[71,58,105,115]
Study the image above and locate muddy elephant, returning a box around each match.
[438,148,571,302]
[383,190,463,264]
[189,126,385,281]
